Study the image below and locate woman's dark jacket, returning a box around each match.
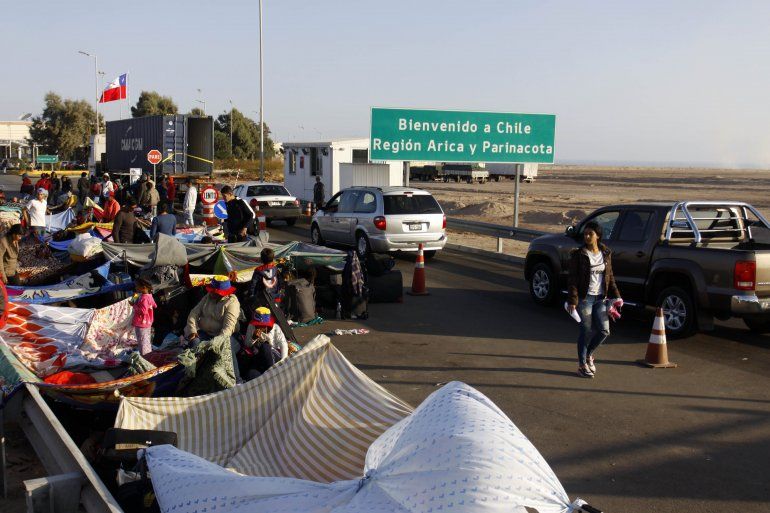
[567,244,620,306]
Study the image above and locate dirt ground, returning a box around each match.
[428,165,770,255]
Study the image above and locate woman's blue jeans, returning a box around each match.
[577,294,610,365]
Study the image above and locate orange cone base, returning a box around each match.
[637,359,677,368]
[407,290,430,296]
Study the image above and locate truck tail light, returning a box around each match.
[373,216,386,230]
[734,261,756,291]
[442,215,446,229]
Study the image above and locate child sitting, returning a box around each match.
[247,248,282,307]
[131,278,157,355]
[242,306,288,379]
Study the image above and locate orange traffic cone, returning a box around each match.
[407,243,429,296]
[637,308,677,368]
[304,202,312,216]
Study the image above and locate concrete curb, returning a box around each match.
[444,243,524,265]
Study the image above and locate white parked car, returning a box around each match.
[233,182,302,226]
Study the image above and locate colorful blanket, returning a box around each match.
[0,299,137,377]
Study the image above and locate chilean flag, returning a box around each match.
[99,74,127,103]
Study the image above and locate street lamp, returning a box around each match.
[78,50,99,138]
[196,89,206,116]
[258,0,264,182]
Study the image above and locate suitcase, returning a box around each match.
[368,270,403,303]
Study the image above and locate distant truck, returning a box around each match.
[525,201,770,338]
[104,114,214,176]
[485,163,538,182]
[441,164,489,184]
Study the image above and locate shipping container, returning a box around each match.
[485,163,538,182]
[105,114,214,177]
[338,162,403,191]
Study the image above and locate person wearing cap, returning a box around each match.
[25,188,50,238]
[184,277,242,345]
[242,306,288,378]
[184,277,244,381]
[0,224,23,285]
[102,192,121,223]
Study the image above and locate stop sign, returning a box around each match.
[147,149,163,165]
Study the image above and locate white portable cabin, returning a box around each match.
[282,138,405,204]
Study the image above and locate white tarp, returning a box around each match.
[143,382,586,513]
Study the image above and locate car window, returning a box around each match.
[383,194,442,215]
[618,211,653,242]
[326,192,342,209]
[338,191,361,213]
[354,191,377,213]
[246,185,290,196]
[581,211,621,240]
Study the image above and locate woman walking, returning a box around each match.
[567,221,621,378]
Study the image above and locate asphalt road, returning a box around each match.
[268,221,770,513]
[2,174,768,512]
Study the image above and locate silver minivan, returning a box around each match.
[310,186,447,258]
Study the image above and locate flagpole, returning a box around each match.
[126,73,131,118]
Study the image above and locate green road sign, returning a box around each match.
[36,155,59,164]
[370,108,555,163]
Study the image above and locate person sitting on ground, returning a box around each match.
[112,198,138,243]
[130,278,157,356]
[242,306,288,379]
[247,248,281,308]
[184,277,243,380]
[102,192,121,223]
[0,224,23,285]
[149,202,177,239]
[25,188,50,238]
[220,185,254,243]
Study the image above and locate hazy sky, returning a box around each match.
[5,1,770,167]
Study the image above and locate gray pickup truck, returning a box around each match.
[525,201,770,337]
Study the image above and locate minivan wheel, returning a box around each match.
[529,262,557,305]
[356,232,370,258]
[657,286,696,338]
[311,224,324,245]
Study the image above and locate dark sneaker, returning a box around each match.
[577,365,594,378]
[587,355,596,374]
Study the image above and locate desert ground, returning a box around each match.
[428,165,770,255]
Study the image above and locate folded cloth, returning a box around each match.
[43,370,96,385]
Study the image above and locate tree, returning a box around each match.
[29,92,103,160]
[213,108,275,160]
[189,107,206,117]
[131,91,178,117]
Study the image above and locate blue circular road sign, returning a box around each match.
[214,200,228,219]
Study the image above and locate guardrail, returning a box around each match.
[446,217,547,252]
[2,384,122,513]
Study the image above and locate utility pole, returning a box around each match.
[259,0,264,182]
[78,51,99,138]
[229,99,234,157]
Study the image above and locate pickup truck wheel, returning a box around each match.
[743,318,770,334]
[657,286,696,338]
[529,263,557,305]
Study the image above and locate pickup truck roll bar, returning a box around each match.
[664,201,770,244]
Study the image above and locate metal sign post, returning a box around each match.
[147,149,163,184]
[513,165,521,228]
